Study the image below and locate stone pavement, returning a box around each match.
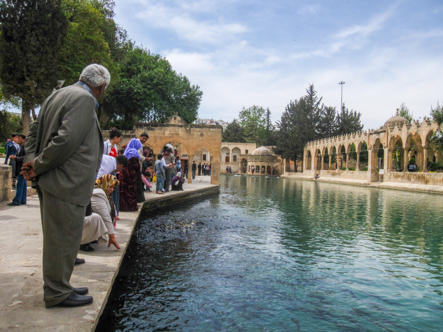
[283,172,443,195]
[0,175,216,331]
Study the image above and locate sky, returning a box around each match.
[113,0,443,130]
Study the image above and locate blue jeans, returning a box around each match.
[12,174,27,205]
[192,170,196,179]
[156,172,164,192]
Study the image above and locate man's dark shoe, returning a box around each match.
[79,244,95,252]
[75,258,85,265]
[7,202,19,206]
[56,292,93,307]
[73,287,88,295]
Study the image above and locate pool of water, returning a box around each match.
[97,176,443,331]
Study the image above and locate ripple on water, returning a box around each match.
[97,176,443,332]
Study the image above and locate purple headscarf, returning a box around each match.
[123,138,142,160]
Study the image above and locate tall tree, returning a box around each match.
[238,105,267,145]
[222,119,245,142]
[335,105,363,135]
[317,105,337,138]
[0,0,68,134]
[399,102,413,123]
[58,0,116,86]
[108,47,202,129]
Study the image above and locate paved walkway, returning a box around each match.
[283,173,443,195]
[0,175,215,331]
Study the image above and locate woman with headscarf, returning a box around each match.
[80,175,121,251]
[120,138,145,211]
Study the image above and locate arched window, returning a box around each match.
[203,154,207,161]
[233,155,237,162]
[225,156,230,162]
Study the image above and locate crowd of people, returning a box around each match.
[8,63,213,309]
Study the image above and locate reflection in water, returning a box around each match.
[97,176,443,331]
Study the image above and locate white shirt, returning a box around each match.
[96,154,116,179]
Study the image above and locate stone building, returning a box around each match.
[103,114,222,184]
[302,112,443,186]
[243,146,283,175]
[220,143,257,173]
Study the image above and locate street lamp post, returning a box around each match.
[339,81,345,111]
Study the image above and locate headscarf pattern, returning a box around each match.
[95,174,119,192]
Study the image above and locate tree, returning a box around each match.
[0,111,22,141]
[222,119,245,142]
[238,105,267,145]
[336,105,363,135]
[317,106,337,138]
[431,102,443,125]
[399,103,413,123]
[108,47,202,129]
[0,0,68,134]
[58,0,116,86]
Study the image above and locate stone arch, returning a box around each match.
[339,145,346,170]
[358,141,369,170]
[425,129,442,170]
[314,149,322,170]
[406,133,423,171]
[322,147,329,170]
[232,147,241,162]
[331,146,338,170]
[221,146,230,163]
[305,150,312,170]
[389,136,404,171]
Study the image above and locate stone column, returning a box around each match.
[356,152,360,171]
[328,153,332,170]
[403,149,409,172]
[423,147,428,171]
[320,155,324,170]
[384,148,390,174]
[346,153,349,170]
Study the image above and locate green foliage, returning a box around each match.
[0,111,22,141]
[361,167,368,171]
[427,159,443,171]
[336,105,364,135]
[59,0,116,86]
[239,105,268,145]
[340,167,347,171]
[429,130,443,154]
[222,119,245,142]
[431,102,443,125]
[108,47,202,129]
[399,103,413,123]
[348,167,355,171]
[0,0,68,132]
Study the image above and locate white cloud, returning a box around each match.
[132,0,247,44]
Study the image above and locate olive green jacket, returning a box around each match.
[25,83,103,206]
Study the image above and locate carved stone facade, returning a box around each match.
[220,143,257,173]
[103,115,222,184]
[303,114,443,186]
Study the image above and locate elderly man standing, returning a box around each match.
[22,64,109,308]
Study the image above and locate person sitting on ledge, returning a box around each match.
[171,172,186,191]
[80,175,121,251]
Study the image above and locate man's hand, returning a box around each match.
[108,234,120,249]
[10,155,16,160]
[21,161,37,180]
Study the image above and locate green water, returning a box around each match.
[98,175,443,331]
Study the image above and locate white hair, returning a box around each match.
[79,64,111,88]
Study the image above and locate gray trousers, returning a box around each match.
[165,168,172,191]
[37,186,86,307]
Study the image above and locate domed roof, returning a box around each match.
[384,110,409,128]
[252,146,272,156]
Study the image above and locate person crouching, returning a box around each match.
[171,172,185,191]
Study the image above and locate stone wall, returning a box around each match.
[0,165,12,202]
[104,115,223,184]
[384,171,443,186]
